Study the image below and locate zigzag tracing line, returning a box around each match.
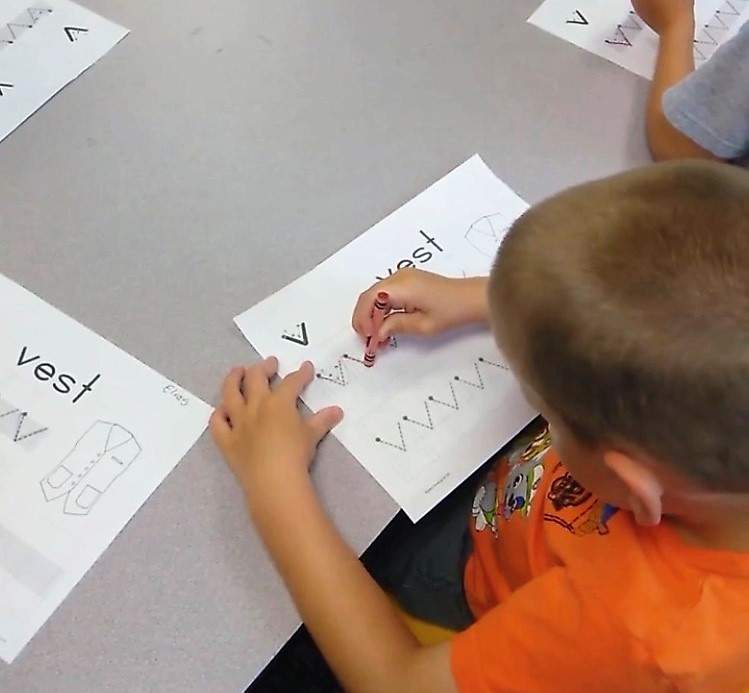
[374,357,509,453]
[603,1,746,59]
[692,0,747,61]
[604,11,643,47]
[0,7,53,48]
[315,337,398,385]
[0,405,48,442]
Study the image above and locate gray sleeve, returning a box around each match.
[662,22,749,160]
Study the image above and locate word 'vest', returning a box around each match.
[375,230,444,281]
[17,346,101,404]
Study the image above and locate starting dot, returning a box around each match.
[375,437,381,442]
[454,376,459,380]
[402,416,408,420]
[428,396,434,400]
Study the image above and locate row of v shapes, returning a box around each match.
[602,2,747,62]
[313,344,510,453]
[371,357,508,454]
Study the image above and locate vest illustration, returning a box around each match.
[40,421,141,516]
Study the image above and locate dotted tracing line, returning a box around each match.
[375,421,407,452]
[0,405,48,443]
[692,0,747,61]
[281,322,308,344]
[0,7,53,48]
[13,411,48,442]
[603,2,747,62]
[374,357,509,453]
[604,11,642,47]
[315,337,398,386]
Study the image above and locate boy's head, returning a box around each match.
[489,161,749,524]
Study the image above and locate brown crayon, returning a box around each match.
[364,291,390,367]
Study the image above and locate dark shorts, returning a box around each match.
[363,418,548,632]
[363,471,481,631]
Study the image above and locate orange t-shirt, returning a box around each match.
[451,438,749,692]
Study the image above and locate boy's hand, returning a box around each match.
[211,360,456,693]
[352,269,488,343]
[210,358,343,502]
[631,0,694,36]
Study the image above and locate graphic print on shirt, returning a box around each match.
[40,421,141,516]
[543,462,617,536]
[547,472,592,511]
[501,456,545,521]
[472,480,498,534]
[472,424,551,536]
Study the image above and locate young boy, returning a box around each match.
[211,160,749,691]
[632,0,749,163]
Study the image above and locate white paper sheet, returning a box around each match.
[235,156,538,521]
[528,0,748,79]
[0,274,210,663]
[0,0,128,144]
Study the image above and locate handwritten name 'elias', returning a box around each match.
[17,346,101,404]
[375,230,444,281]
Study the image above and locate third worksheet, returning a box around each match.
[235,156,537,521]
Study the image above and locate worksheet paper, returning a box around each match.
[0,274,211,663]
[0,0,128,144]
[235,156,537,522]
[528,0,749,79]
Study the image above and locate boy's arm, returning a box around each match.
[211,361,456,693]
[250,473,455,693]
[632,0,717,161]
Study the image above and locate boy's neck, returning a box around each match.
[666,500,749,553]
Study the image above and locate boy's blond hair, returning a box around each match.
[490,161,749,492]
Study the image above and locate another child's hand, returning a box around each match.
[210,359,343,503]
[631,0,694,36]
[352,269,488,342]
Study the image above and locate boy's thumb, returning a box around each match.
[378,312,432,340]
[309,406,344,445]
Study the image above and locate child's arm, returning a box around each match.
[352,269,489,343]
[210,360,456,693]
[632,0,717,161]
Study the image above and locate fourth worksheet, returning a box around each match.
[529,0,749,78]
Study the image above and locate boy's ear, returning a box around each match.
[603,450,664,526]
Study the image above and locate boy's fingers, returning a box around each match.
[261,356,279,379]
[279,361,315,400]
[352,288,377,337]
[352,278,406,338]
[307,406,344,445]
[209,407,232,442]
[221,367,246,411]
[377,311,433,340]
[242,357,277,401]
